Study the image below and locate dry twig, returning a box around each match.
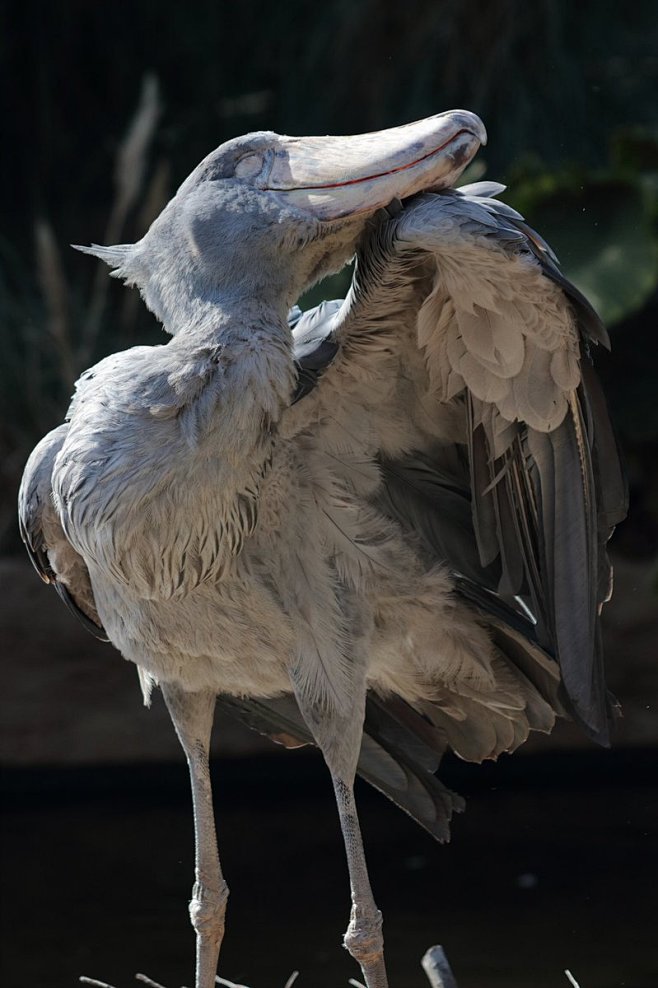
[79,951,457,988]
[421,946,459,988]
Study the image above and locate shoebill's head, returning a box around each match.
[75,110,486,333]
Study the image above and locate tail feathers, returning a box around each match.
[216,691,464,842]
[417,675,552,765]
[454,575,568,726]
[216,693,313,751]
[402,578,563,764]
[363,693,464,841]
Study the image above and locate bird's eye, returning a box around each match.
[234,153,264,180]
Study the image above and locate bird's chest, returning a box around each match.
[90,570,298,696]
[54,405,267,603]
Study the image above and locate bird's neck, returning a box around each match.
[168,292,297,429]
[166,283,291,338]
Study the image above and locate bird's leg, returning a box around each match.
[293,677,388,988]
[160,683,228,988]
[331,771,387,988]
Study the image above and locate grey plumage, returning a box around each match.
[18,111,624,988]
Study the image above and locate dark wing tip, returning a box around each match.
[54,582,110,642]
[18,514,53,585]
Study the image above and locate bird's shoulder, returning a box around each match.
[18,423,108,639]
[67,342,223,424]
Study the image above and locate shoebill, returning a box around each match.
[18,109,626,988]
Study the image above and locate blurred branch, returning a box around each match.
[119,157,172,336]
[0,74,165,553]
[35,218,76,393]
[81,73,161,364]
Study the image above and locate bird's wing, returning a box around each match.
[289,187,626,744]
[18,423,109,641]
[383,187,626,743]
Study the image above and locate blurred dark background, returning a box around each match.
[1,2,657,987]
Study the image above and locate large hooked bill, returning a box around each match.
[268,110,486,220]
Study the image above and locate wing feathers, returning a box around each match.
[457,305,525,377]
[392,188,623,742]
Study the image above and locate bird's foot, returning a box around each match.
[343,904,387,988]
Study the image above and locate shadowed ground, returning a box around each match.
[2,749,657,988]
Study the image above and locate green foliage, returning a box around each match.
[507,132,658,328]
[299,264,354,312]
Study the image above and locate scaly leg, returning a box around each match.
[293,672,388,988]
[332,773,388,988]
[161,684,228,988]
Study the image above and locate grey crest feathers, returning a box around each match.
[72,242,139,281]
